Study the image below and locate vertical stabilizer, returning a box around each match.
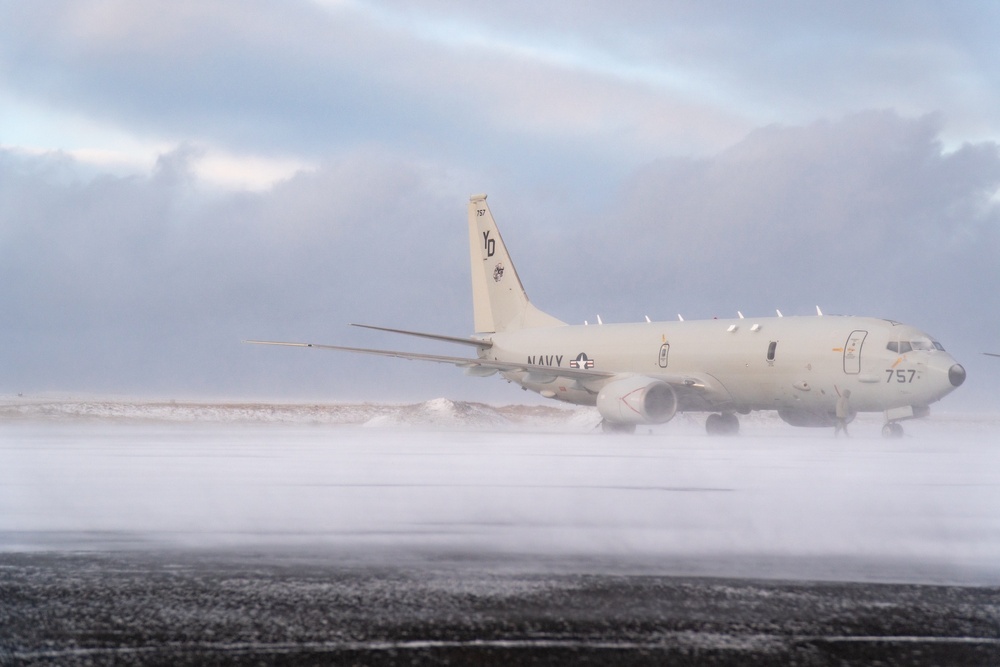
[468,194,565,333]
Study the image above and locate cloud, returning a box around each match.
[20,1,998,179]
[0,145,474,398]
[574,112,1000,318]
[3,2,998,199]
[2,112,997,407]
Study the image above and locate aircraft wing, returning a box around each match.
[243,340,614,380]
[244,340,726,406]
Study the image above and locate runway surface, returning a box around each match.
[2,406,999,664]
[3,549,999,666]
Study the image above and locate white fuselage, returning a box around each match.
[485,315,963,420]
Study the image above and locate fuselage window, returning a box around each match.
[766,341,777,362]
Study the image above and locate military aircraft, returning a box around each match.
[248,194,966,437]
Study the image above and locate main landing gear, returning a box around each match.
[882,422,904,438]
[706,412,740,436]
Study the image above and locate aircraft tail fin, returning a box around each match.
[468,194,565,333]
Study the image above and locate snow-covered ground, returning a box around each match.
[0,396,591,428]
[2,399,998,585]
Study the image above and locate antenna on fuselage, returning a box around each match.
[776,309,784,317]
[816,305,824,316]
[738,311,744,319]
[678,314,684,322]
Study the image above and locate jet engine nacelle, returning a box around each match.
[596,376,678,425]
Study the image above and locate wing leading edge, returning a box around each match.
[244,339,613,380]
[349,324,493,348]
[243,337,721,408]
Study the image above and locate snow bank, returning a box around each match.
[2,396,995,436]
[0,397,590,430]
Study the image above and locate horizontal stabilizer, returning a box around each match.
[350,323,492,348]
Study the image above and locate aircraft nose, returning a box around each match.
[949,364,966,387]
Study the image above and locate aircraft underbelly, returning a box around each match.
[501,370,598,406]
[720,364,837,413]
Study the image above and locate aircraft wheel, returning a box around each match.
[722,413,740,435]
[706,413,739,436]
[601,420,636,435]
[881,422,904,439]
[706,413,724,435]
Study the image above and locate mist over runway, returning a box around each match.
[3,402,998,582]
[2,402,999,664]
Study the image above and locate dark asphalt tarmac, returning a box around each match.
[2,549,998,666]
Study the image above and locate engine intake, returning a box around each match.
[596,376,677,425]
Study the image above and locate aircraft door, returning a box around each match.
[843,330,868,374]
[658,343,670,368]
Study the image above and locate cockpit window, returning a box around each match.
[887,339,944,353]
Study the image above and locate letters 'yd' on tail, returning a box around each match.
[468,194,565,334]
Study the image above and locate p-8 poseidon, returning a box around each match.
[248,195,965,436]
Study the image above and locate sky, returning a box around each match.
[1,0,999,408]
